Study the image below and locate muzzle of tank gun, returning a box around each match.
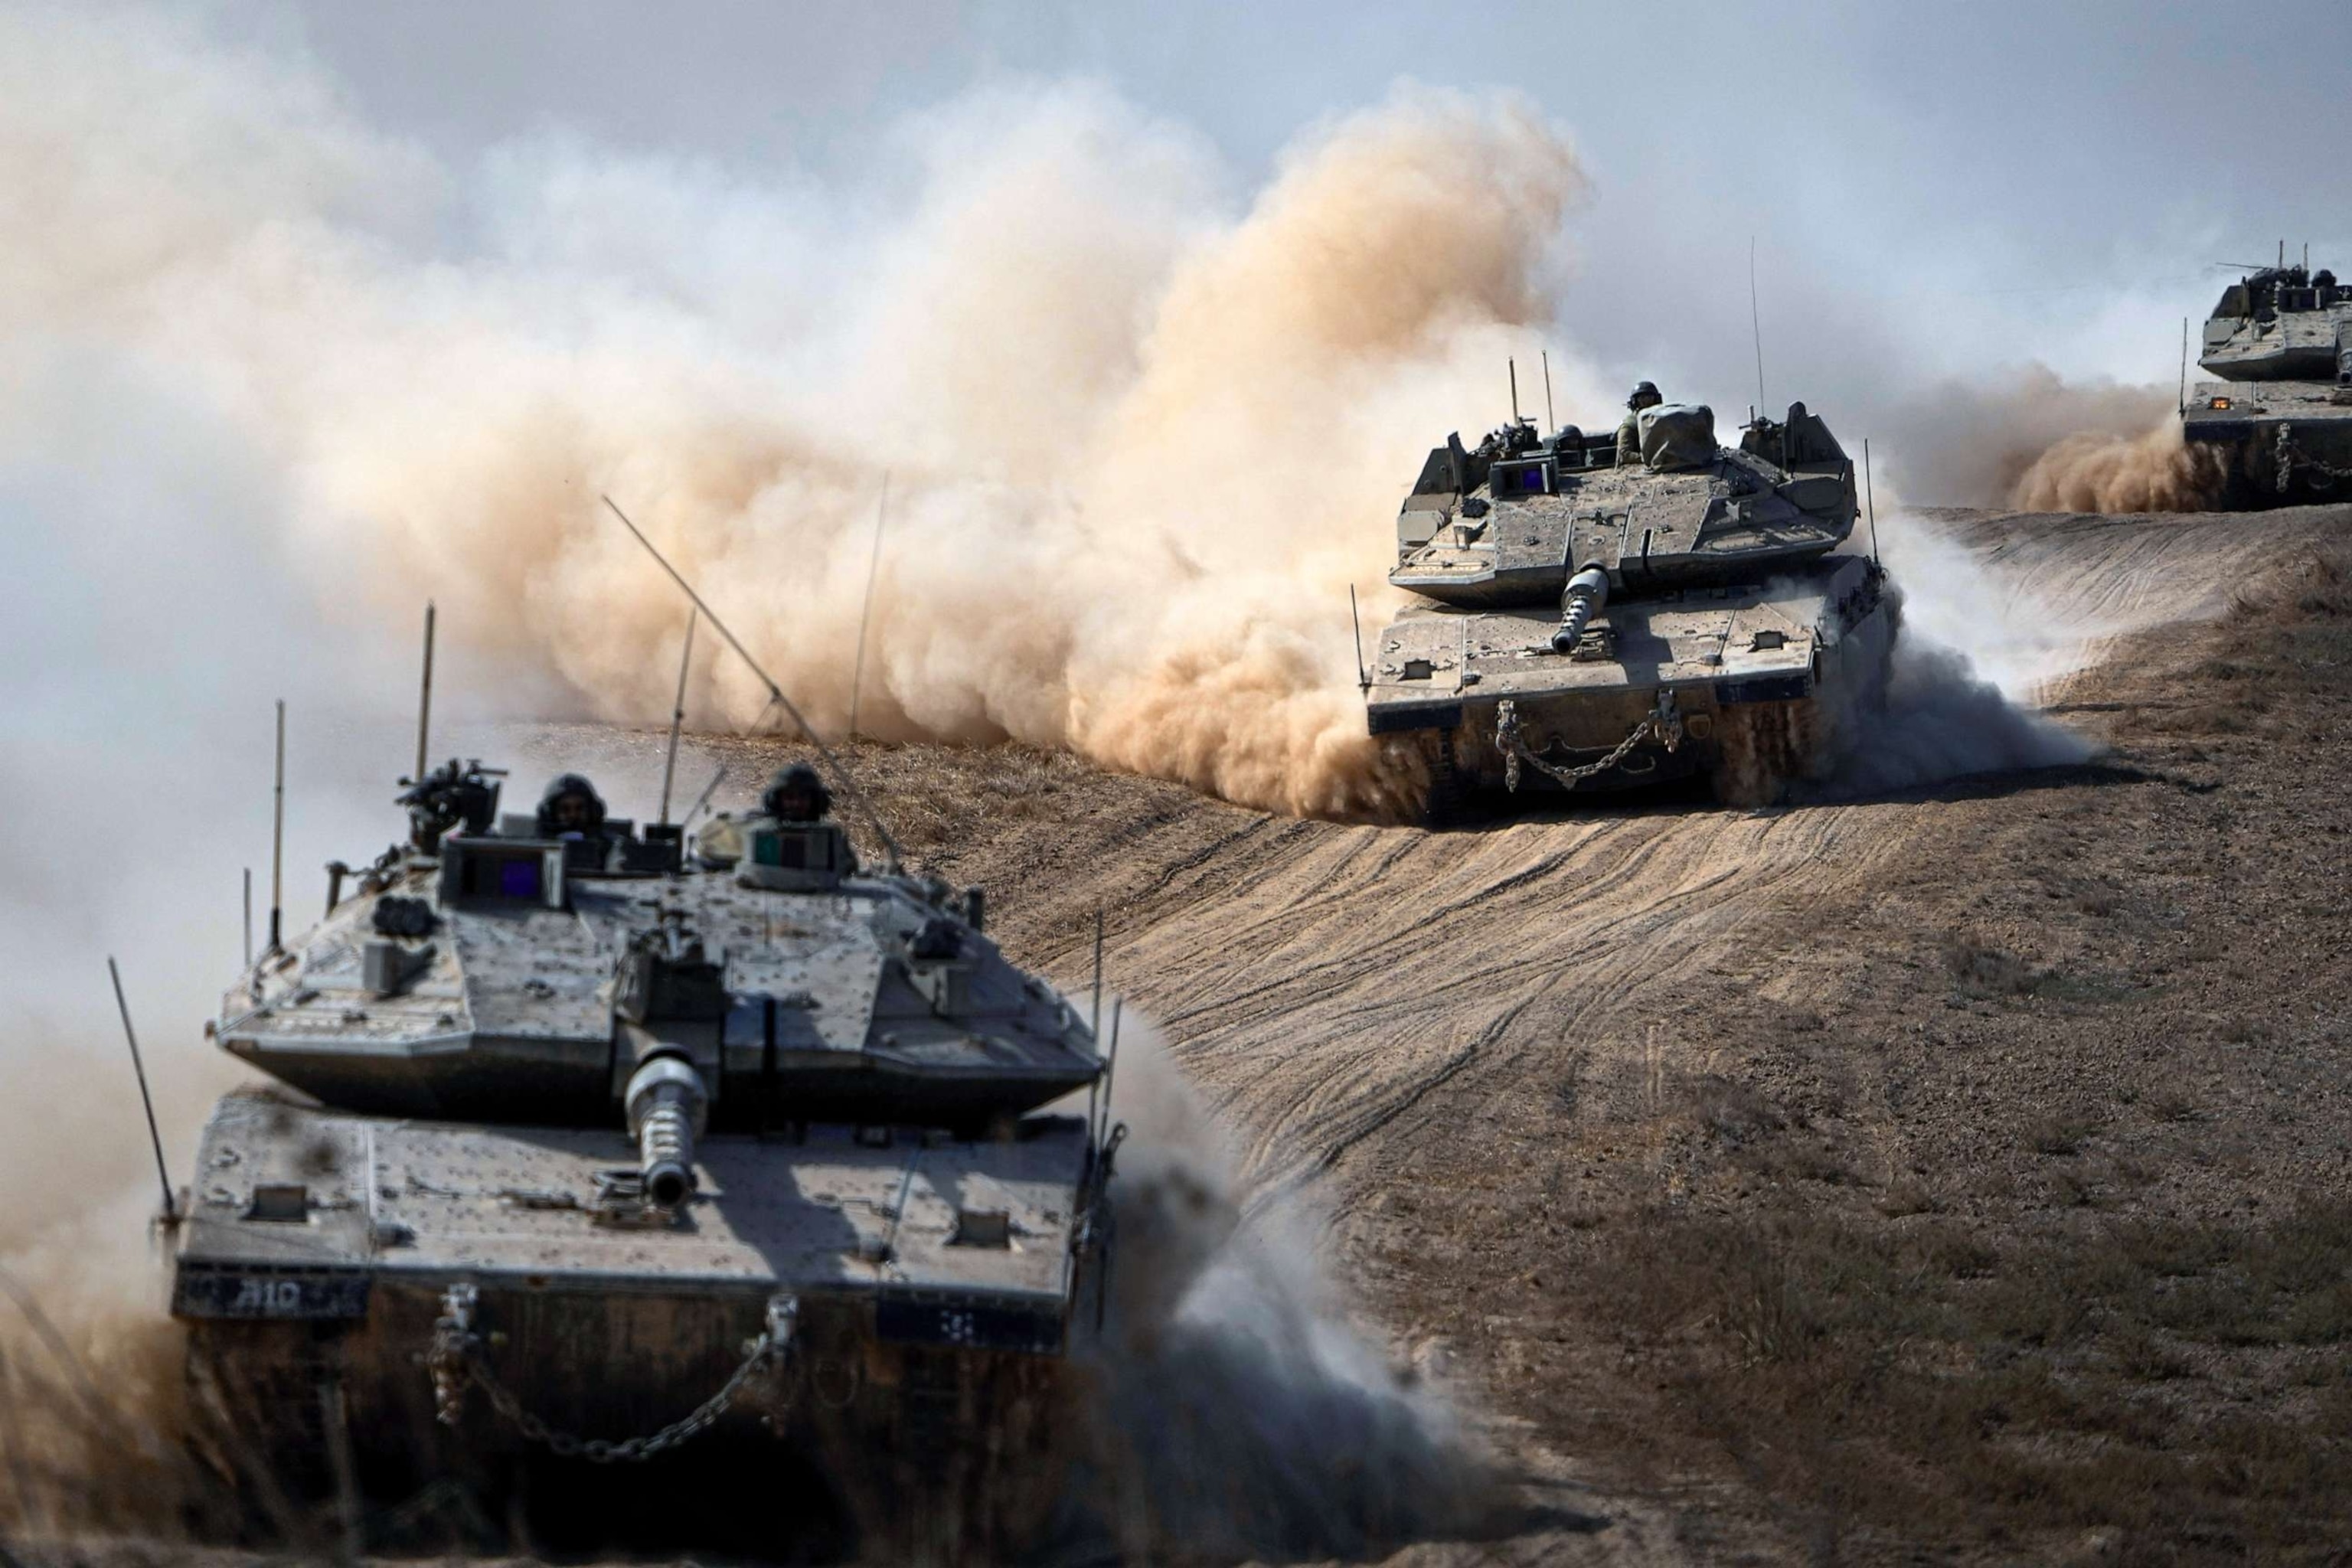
[1551,567,1611,653]
[624,1056,709,1210]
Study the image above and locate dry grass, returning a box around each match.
[1566,1200,2352,1560]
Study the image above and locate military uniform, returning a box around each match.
[1616,381,1663,467]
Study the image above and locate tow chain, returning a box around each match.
[2276,423,2352,492]
[428,1284,799,1462]
[1497,691,1683,792]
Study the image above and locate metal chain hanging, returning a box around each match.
[1497,690,1683,792]
[430,1284,799,1463]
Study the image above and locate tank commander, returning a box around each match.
[1616,381,1664,466]
[762,763,830,823]
[745,763,860,883]
[535,773,607,838]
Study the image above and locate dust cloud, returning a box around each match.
[1,8,1599,825]
[1877,363,2223,513]
[1072,1020,1509,1558]
[2008,413,2230,513]
[1813,511,2101,801]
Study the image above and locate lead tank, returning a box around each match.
[2181,259,2352,507]
[167,756,1116,1557]
[1364,400,1897,818]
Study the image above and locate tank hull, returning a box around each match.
[171,1093,1098,1559]
[2183,379,2352,509]
[1367,554,1896,815]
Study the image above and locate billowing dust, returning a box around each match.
[0,8,1608,823]
[1076,1020,1508,1558]
[1880,364,2225,513]
[2008,413,2230,513]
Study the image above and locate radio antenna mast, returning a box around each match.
[656,609,696,828]
[602,495,904,871]
[107,959,176,1225]
[2178,318,2190,417]
[1863,439,1882,567]
[412,603,435,786]
[1749,236,1769,416]
[1349,586,1369,692]
[266,700,286,957]
[1508,358,1520,423]
[1541,351,1555,432]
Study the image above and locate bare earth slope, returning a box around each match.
[673,503,2352,1565]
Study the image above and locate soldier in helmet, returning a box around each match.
[535,773,607,838]
[1616,381,1664,466]
[761,763,831,824]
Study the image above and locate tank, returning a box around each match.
[165,753,1119,1558]
[1363,398,1898,818]
[2181,258,2352,507]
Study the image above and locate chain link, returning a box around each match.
[2275,422,2352,490]
[430,1285,799,1463]
[1497,691,1682,792]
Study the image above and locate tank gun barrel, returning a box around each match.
[624,1057,707,1210]
[1550,567,1610,653]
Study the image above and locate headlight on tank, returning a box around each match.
[2208,396,2233,410]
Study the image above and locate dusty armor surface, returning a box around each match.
[1364,400,1897,816]
[2183,261,2352,507]
[168,758,1115,1556]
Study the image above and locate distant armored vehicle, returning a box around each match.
[2182,259,2352,507]
[1364,397,1897,817]
[167,626,1119,1557]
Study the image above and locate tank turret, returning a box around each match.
[2184,255,2352,507]
[1366,394,1899,816]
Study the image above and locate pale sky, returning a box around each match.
[220,0,2352,397]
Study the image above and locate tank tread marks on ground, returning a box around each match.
[2183,259,2352,508]
[1366,397,1898,816]
[168,755,1116,1555]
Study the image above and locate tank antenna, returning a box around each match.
[1863,439,1881,567]
[848,472,890,742]
[601,495,904,871]
[412,602,435,787]
[1541,350,1555,433]
[1349,585,1369,692]
[1089,907,1104,1043]
[106,959,176,1226]
[1749,236,1769,416]
[654,609,697,828]
[266,700,286,957]
[1508,358,1520,423]
[1096,998,1125,1145]
[2178,318,2190,417]
[241,867,253,969]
